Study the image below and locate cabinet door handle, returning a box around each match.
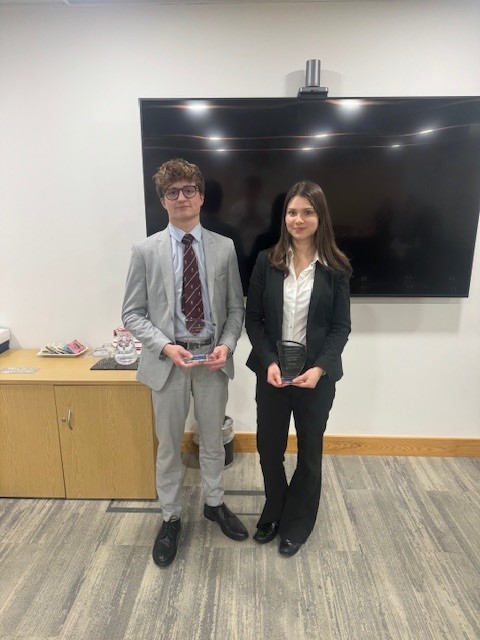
[61,410,73,430]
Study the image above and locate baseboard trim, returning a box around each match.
[182,432,480,457]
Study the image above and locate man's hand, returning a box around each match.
[267,362,286,388]
[204,344,229,371]
[291,367,324,389]
[162,343,201,368]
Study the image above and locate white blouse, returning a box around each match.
[282,250,319,345]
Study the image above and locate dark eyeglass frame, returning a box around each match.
[163,185,199,201]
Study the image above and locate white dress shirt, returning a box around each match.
[282,249,319,345]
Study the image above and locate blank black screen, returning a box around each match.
[140,97,480,297]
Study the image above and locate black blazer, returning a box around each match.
[245,250,351,383]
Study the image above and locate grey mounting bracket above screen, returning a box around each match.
[297,59,328,99]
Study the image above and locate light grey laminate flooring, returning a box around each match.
[0,453,478,640]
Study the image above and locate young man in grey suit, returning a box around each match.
[122,158,247,567]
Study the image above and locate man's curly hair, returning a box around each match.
[153,158,205,198]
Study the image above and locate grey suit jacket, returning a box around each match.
[121,227,245,391]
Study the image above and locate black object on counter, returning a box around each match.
[90,357,138,371]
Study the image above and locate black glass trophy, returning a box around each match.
[276,340,307,384]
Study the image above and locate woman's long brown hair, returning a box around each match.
[269,181,352,277]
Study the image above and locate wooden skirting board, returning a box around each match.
[182,432,480,458]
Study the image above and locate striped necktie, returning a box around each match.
[181,233,204,335]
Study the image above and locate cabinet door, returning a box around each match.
[55,385,156,499]
[0,385,65,497]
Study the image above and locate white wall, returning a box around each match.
[1,1,479,436]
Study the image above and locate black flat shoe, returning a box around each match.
[204,503,248,541]
[253,522,279,544]
[279,538,302,557]
[152,517,181,567]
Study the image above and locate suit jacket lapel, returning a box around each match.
[307,263,325,328]
[157,230,175,319]
[202,229,216,311]
[271,265,284,341]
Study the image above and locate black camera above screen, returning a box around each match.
[140,97,480,297]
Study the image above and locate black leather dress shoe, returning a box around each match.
[204,503,248,541]
[279,538,302,557]
[253,522,279,544]
[152,517,181,567]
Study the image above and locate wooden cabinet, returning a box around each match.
[0,350,156,499]
[55,385,154,499]
[0,385,65,497]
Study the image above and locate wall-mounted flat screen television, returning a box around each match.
[139,97,480,297]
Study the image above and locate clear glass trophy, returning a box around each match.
[179,320,215,364]
[114,331,138,366]
[276,340,307,384]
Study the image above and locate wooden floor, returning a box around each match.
[0,453,479,640]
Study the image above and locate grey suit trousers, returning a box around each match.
[151,359,228,520]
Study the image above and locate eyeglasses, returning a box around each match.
[164,185,199,201]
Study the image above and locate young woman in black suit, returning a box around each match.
[245,180,352,557]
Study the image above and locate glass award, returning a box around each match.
[179,320,215,364]
[114,331,138,366]
[276,340,307,384]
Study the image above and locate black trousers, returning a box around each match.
[256,374,336,543]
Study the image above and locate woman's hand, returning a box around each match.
[291,367,325,389]
[267,362,286,388]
